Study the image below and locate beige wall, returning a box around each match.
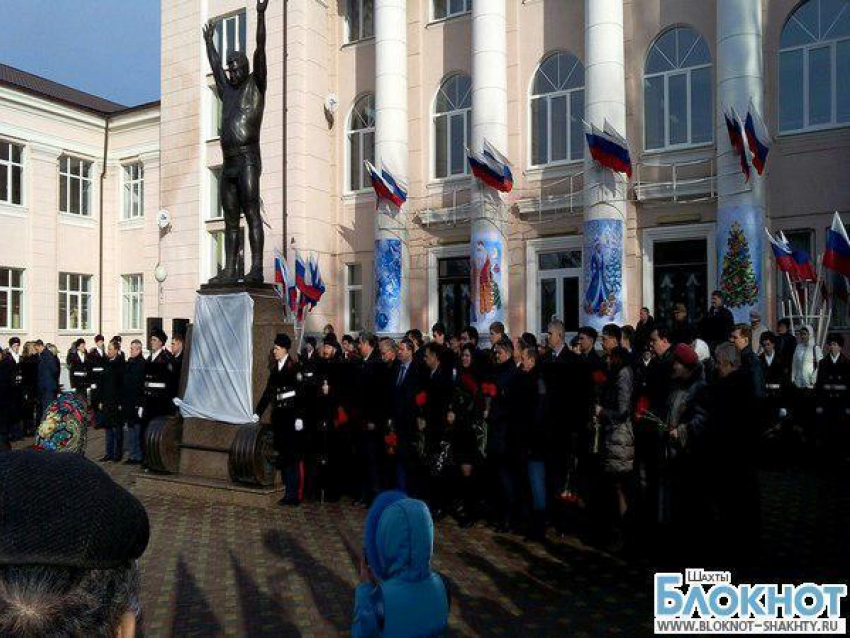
[3,0,847,351]
[0,84,160,353]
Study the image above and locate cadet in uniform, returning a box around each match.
[68,338,92,397]
[815,333,850,461]
[5,338,24,441]
[255,333,305,506]
[139,329,177,464]
[88,335,108,423]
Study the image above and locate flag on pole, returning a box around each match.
[272,249,298,316]
[824,212,850,278]
[365,160,407,209]
[790,249,817,282]
[467,139,514,192]
[744,99,771,175]
[765,229,797,276]
[724,107,750,182]
[295,252,326,321]
[584,120,632,178]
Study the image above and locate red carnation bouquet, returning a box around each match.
[415,391,428,407]
[480,382,497,398]
[591,369,608,386]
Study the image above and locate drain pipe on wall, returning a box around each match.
[98,115,111,336]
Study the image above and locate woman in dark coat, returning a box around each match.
[487,339,519,532]
[98,340,125,462]
[596,344,635,549]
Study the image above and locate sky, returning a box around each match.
[0,0,161,107]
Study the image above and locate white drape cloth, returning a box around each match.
[175,293,254,424]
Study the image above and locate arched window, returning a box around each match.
[530,52,585,166]
[434,73,472,179]
[779,0,850,132]
[644,26,712,150]
[346,0,374,43]
[347,94,375,192]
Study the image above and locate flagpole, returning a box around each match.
[783,271,802,328]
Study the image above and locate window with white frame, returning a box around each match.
[208,84,223,139]
[0,140,24,206]
[345,263,363,332]
[433,0,471,20]
[434,73,472,179]
[213,11,247,67]
[122,162,144,220]
[121,274,143,331]
[530,52,585,166]
[208,228,245,279]
[779,0,850,132]
[0,267,24,330]
[347,94,375,191]
[59,155,93,216]
[346,0,373,42]
[58,273,93,331]
[209,167,223,219]
[644,26,713,150]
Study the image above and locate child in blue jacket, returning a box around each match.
[352,491,450,637]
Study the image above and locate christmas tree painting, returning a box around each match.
[720,221,759,308]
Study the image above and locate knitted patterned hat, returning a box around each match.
[34,392,92,455]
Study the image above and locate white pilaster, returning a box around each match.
[716,0,766,322]
[373,0,409,335]
[582,0,627,328]
[470,0,509,336]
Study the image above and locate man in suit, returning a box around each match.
[357,332,385,505]
[815,333,850,460]
[421,342,454,517]
[34,340,59,417]
[390,338,422,495]
[700,291,735,352]
[123,339,147,465]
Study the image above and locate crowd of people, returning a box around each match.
[1,289,847,566]
[250,290,848,567]
[0,329,184,461]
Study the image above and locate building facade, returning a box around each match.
[2,0,849,351]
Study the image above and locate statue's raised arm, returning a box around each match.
[254,0,268,94]
[203,20,227,94]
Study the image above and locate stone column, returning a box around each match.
[470,0,509,337]
[373,0,409,335]
[582,0,627,329]
[716,0,766,322]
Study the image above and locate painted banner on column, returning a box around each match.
[470,229,505,326]
[374,238,403,333]
[717,205,764,323]
[583,218,624,326]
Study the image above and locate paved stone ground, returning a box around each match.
[14,430,850,637]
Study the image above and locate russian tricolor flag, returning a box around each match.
[744,100,770,176]
[724,106,750,183]
[468,139,513,193]
[273,249,298,316]
[585,121,632,178]
[365,160,407,209]
[294,251,326,321]
[824,212,850,278]
[766,229,797,276]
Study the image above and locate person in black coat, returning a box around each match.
[775,318,797,363]
[759,331,791,441]
[4,337,24,441]
[389,338,423,496]
[255,333,305,506]
[421,342,454,517]
[0,352,14,450]
[140,329,176,428]
[355,333,385,504]
[515,343,550,541]
[97,340,125,462]
[700,291,735,351]
[815,333,850,460]
[123,339,147,464]
[68,338,92,396]
[634,307,655,355]
[542,320,591,534]
[312,336,344,501]
[487,339,519,532]
[35,340,59,415]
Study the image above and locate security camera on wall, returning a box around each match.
[157,209,171,230]
[324,93,339,126]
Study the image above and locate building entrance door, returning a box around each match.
[652,238,708,326]
[537,249,582,334]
